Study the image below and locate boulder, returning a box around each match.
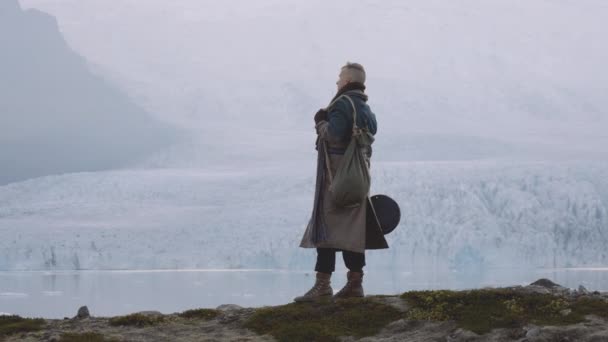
[75,306,90,319]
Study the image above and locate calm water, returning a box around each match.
[2,268,608,318]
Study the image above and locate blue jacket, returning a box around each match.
[326,90,377,143]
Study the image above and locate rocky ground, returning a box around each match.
[2,279,608,342]
[2,305,269,342]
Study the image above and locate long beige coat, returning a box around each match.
[299,108,389,253]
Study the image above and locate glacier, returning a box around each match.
[3,0,606,273]
[1,161,607,271]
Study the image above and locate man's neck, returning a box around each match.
[332,82,366,102]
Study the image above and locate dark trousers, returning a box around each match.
[315,248,365,274]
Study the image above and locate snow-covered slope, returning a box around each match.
[2,161,607,271]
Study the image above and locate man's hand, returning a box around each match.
[314,109,328,124]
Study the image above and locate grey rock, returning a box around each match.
[369,296,409,313]
[579,285,589,294]
[526,326,541,338]
[134,310,163,317]
[525,279,572,296]
[523,285,551,295]
[216,305,247,325]
[216,304,243,312]
[218,311,241,325]
[218,307,255,325]
[446,328,479,341]
[530,278,561,288]
[75,305,89,319]
[560,308,572,316]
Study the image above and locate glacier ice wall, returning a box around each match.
[1,161,607,271]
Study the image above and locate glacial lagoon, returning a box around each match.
[2,268,608,318]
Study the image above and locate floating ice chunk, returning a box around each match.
[0,292,28,298]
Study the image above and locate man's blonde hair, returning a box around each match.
[342,62,366,84]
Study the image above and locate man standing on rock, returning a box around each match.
[296,62,388,302]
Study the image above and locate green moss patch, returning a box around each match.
[59,332,122,342]
[178,308,220,320]
[571,297,608,319]
[244,298,402,342]
[401,289,608,334]
[108,313,165,327]
[0,315,45,337]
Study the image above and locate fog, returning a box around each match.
[0,0,178,185]
[14,0,608,171]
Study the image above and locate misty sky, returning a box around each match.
[0,0,178,184]
[5,0,608,178]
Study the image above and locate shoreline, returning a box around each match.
[3,279,608,342]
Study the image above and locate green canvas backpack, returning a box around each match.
[323,95,374,207]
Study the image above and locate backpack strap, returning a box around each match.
[342,95,360,134]
[323,141,334,182]
[325,94,360,135]
[322,95,361,183]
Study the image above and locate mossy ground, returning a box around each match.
[401,289,608,334]
[58,332,122,342]
[4,288,607,341]
[244,298,402,342]
[178,308,220,320]
[108,313,165,327]
[0,315,45,337]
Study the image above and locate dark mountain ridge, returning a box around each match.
[0,0,179,185]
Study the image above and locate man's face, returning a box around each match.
[336,68,351,91]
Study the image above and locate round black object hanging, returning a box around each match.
[370,194,401,235]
